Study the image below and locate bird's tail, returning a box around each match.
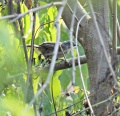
[26,44,39,48]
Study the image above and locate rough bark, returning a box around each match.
[45,0,118,115]
[83,1,115,115]
[62,0,117,115]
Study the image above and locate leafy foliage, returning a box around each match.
[0,1,89,116]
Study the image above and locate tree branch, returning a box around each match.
[54,55,86,71]
[42,47,120,71]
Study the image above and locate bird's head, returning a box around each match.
[61,40,77,50]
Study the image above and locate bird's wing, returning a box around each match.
[40,42,62,50]
[40,42,55,48]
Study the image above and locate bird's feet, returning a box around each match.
[64,60,70,66]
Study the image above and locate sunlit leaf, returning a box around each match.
[118,0,120,6]
[20,3,31,41]
[50,70,62,98]
[0,22,25,92]
[1,97,34,116]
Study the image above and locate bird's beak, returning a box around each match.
[73,42,79,47]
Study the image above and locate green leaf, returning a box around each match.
[1,97,34,116]
[61,29,69,41]
[41,87,52,115]
[118,0,120,6]
[75,64,89,89]
[59,69,71,90]
[50,70,62,98]
[38,5,57,43]
[0,22,25,92]
[20,3,31,41]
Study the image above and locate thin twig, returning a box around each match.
[59,44,67,61]
[8,2,65,23]
[69,1,77,85]
[24,12,34,102]
[110,107,120,116]
[30,0,38,115]
[34,18,62,39]
[45,85,118,116]
[17,2,28,63]
[72,92,118,116]
[51,73,57,116]
[109,0,120,43]
[30,9,36,64]
[75,12,94,115]
[117,19,120,42]
[66,3,79,22]
[0,14,18,20]
[23,0,68,112]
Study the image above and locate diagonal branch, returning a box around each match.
[43,47,120,71]
[54,55,86,71]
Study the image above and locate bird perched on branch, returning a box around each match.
[26,40,77,61]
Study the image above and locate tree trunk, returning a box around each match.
[82,0,116,115]
[62,0,117,115]
[46,0,118,115]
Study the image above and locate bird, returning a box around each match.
[26,40,77,61]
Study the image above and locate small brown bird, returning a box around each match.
[26,40,76,60]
